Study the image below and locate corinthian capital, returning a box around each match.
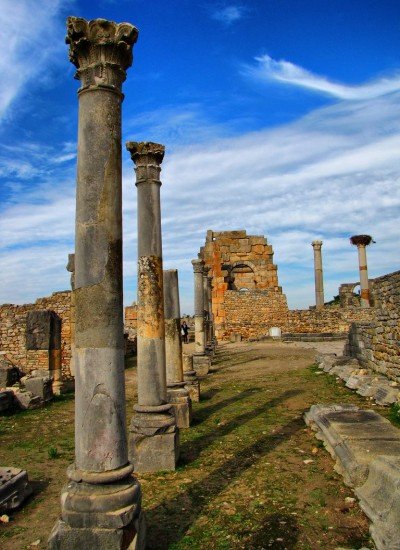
[126,142,165,185]
[192,259,205,273]
[66,17,138,92]
[311,240,322,250]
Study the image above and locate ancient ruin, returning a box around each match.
[311,240,324,309]
[351,234,374,308]
[49,17,144,548]
[126,141,179,473]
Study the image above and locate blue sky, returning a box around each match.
[1,0,400,313]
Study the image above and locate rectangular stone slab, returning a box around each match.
[0,467,32,513]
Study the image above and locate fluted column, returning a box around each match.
[311,240,324,309]
[49,17,144,549]
[351,235,373,308]
[126,141,178,472]
[163,269,191,428]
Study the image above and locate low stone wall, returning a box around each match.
[0,291,72,379]
[222,289,288,340]
[346,270,400,381]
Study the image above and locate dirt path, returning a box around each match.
[0,341,378,549]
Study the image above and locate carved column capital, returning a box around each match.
[126,141,165,185]
[66,17,138,94]
[192,259,204,273]
[311,240,322,250]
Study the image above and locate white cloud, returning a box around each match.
[211,5,246,26]
[1,88,400,311]
[0,0,65,122]
[244,54,400,100]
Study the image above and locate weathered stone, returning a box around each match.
[305,404,400,487]
[0,359,20,388]
[50,16,143,548]
[24,376,53,402]
[26,310,61,351]
[126,141,178,472]
[374,384,400,406]
[12,390,43,410]
[0,391,13,413]
[163,270,191,429]
[356,455,400,550]
[182,353,200,402]
[350,235,373,308]
[0,467,32,513]
[193,355,211,377]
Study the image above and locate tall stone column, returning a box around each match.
[163,269,192,428]
[350,235,373,308]
[203,266,211,350]
[49,17,144,549]
[207,273,216,348]
[191,259,211,376]
[311,240,324,309]
[126,141,179,472]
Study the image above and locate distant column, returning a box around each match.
[182,353,200,402]
[311,240,324,309]
[192,258,205,354]
[66,253,76,379]
[163,269,192,428]
[203,266,210,349]
[49,16,144,549]
[191,259,211,376]
[207,272,215,348]
[350,235,373,308]
[126,141,179,472]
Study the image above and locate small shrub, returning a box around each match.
[48,446,60,459]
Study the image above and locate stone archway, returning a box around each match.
[227,262,257,290]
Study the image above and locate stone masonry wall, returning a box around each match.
[0,291,72,378]
[346,270,400,381]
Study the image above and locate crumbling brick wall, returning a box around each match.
[0,291,72,378]
[124,303,137,355]
[346,270,400,381]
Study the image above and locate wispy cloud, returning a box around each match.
[1,87,400,311]
[0,0,65,122]
[211,4,246,26]
[244,54,400,100]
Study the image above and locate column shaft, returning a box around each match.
[163,269,184,385]
[358,245,370,308]
[192,259,205,354]
[311,241,324,309]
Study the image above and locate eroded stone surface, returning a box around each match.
[0,467,32,513]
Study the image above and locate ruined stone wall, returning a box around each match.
[0,291,72,378]
[200,230,286,339]
[222,290,289,340]
[346,270,400,381]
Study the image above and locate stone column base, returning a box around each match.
[183,370,200,402]
[49,465,144,549]
[167,384,192,429]
[129,405,179,472]
[193,355,211,376]
[49,512,145,549]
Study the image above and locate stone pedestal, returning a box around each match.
[164,269,191,429]
[311,240,324,309]
[49,17,144,549]
[126,141,178,472]
[193,354,211,376]
[182,353,200,402]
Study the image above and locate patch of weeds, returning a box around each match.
[389,402,400,428]
[310,488,326,507]
[0,525,28,540]
[48,446,60,459]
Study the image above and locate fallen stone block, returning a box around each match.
[356,455,400,550]
[0,467,32,513]
[374,384,400,406]
[329,364,356,382]
[346,374,373,391]
[357,377,388,398]
[10,389,43,410]
[24,376,53,403]
[305,404,400,486]
[0,391,14,413]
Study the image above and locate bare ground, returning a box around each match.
[0,340,383,549]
